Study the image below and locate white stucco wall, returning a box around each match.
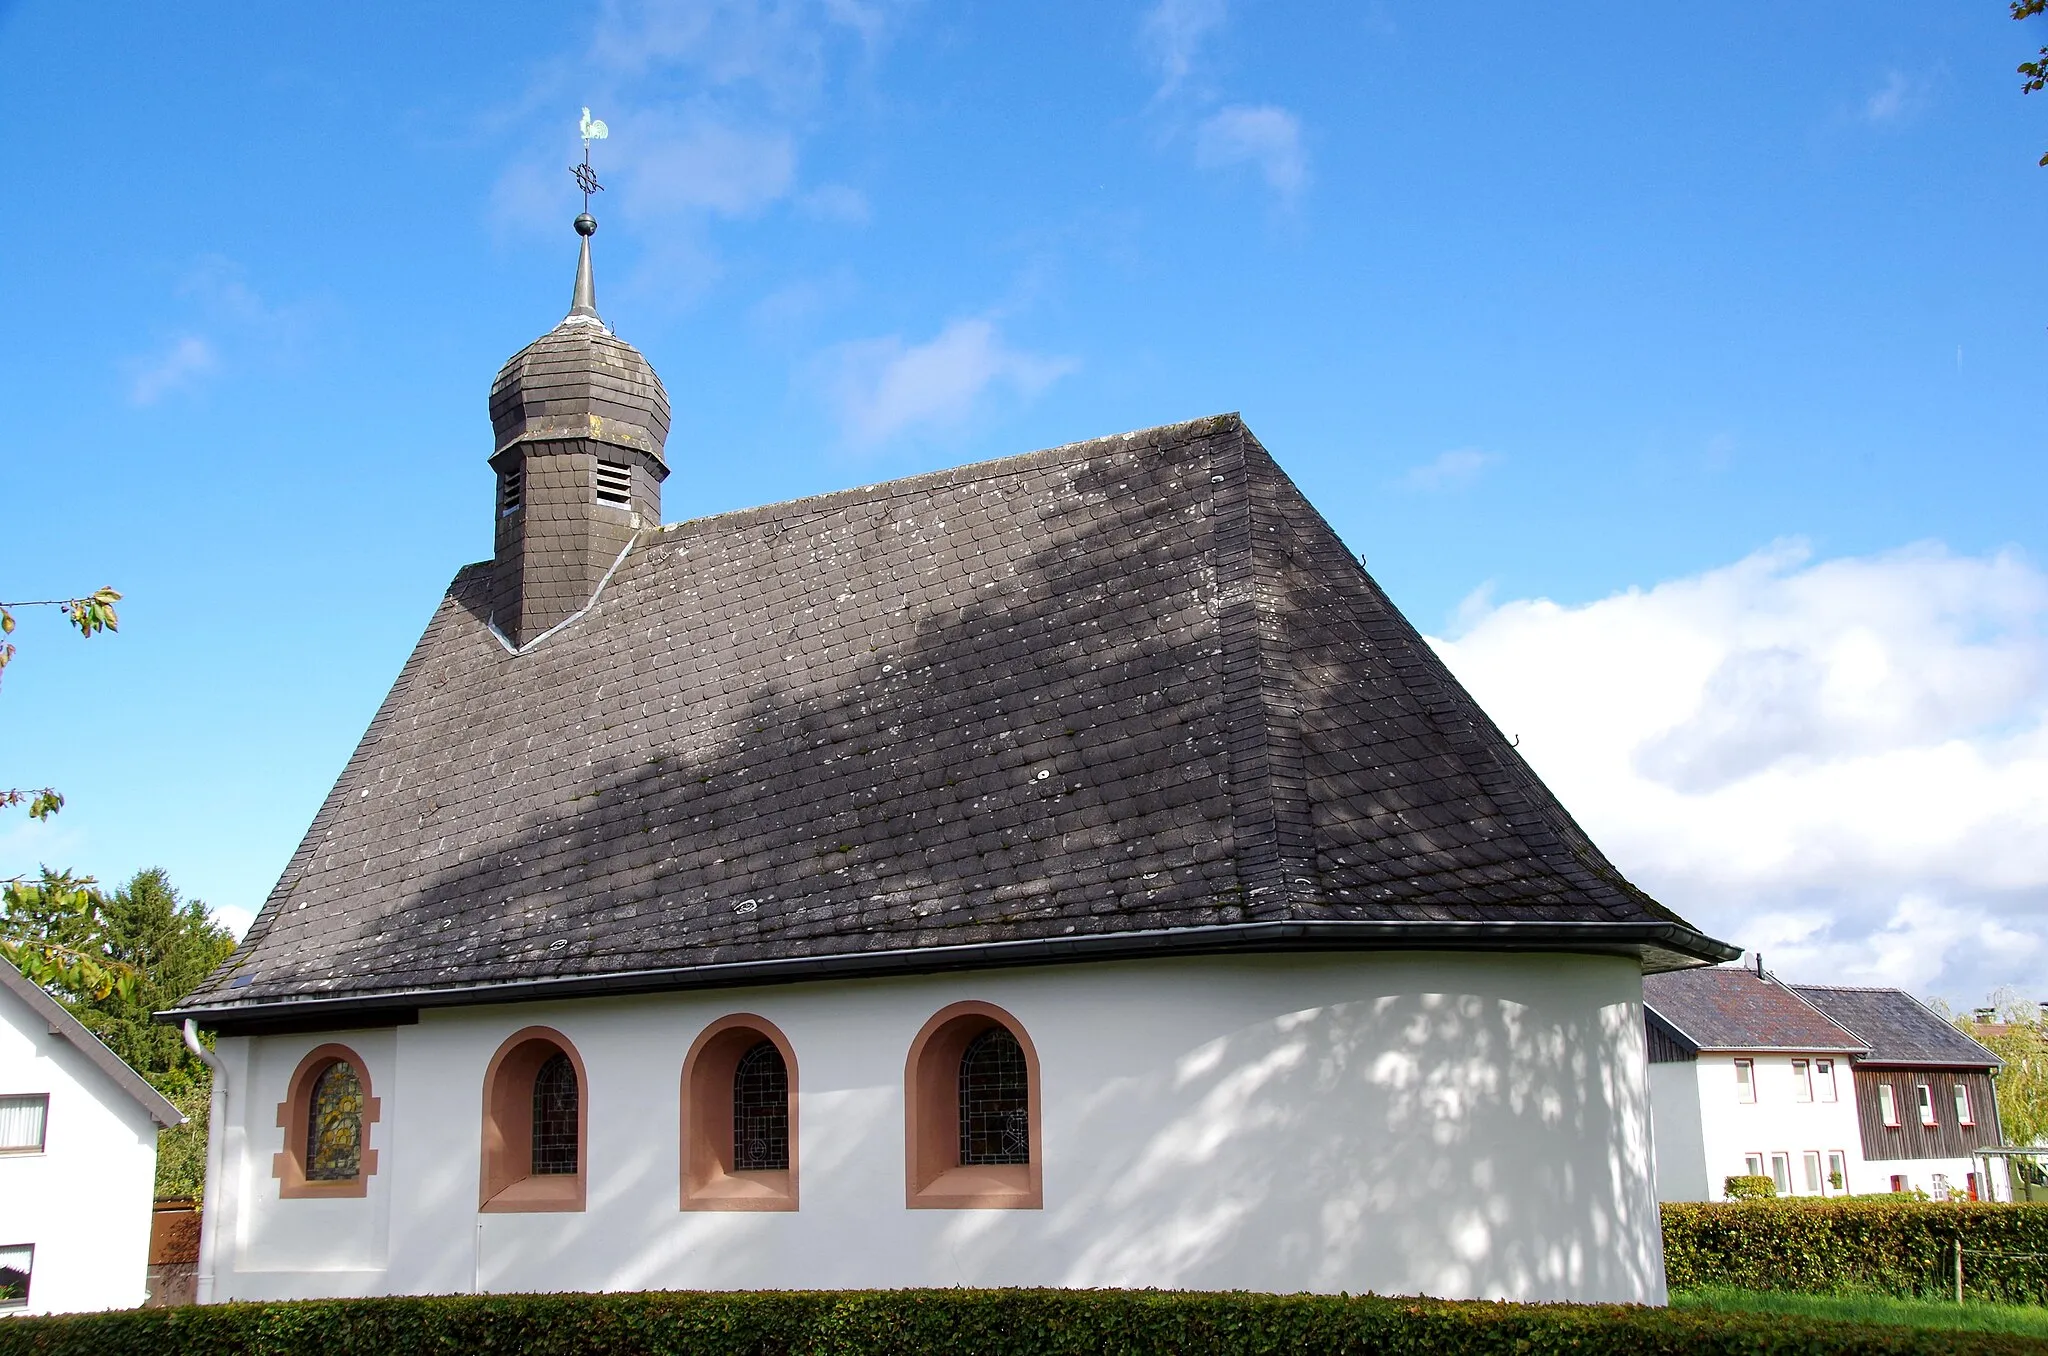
[0,987,160,1314]
[204,951,1665,1304]
[1662,1053,1868,1200]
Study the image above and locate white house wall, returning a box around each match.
[205,951,1664,1304]
[0,989,160,1314]
[1647,1062,1707,1202]
[1684,1053,1868,1200]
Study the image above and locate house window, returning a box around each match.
[0,1245,29,1310]
[272,1045,380,1199]
[0,1095,48,1153]
[1802,1151,1823,1195]
[1744,1153,1765,1178]
[1890,1174,1908,1192]
[1827,1150,1848,1193]
[1792,1059,1812,1103]
[905,1000,1042,1209]
[1770,1153,1792,1196]
[595,459,632,506]
[1734,1059,1756,1103]
[480,1026,586,1212]
[500,466,523,514]
[1955,1084,1975,1127]
[680,1014,798,1211]
[1815,1059,1837,1102]
[1916,1083,1937,1127]
[1878,1083,1900,1127]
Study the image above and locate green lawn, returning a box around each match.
[1673,1287,2048,1338]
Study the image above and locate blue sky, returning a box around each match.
[2,2,2043,1004]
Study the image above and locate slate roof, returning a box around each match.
[1793,984,2002,1068]
[1,959,184,1127]
[172,414,1732,1030]
[1641,966,1865,1054]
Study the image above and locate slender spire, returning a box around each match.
[568,213,601,322]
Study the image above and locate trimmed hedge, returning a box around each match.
[1664,1200,2048,1302]
[1,1289,2043,1356]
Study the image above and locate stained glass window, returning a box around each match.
[959,1026,1029,1166]
[732,1040,789,1171]
[531,1051,579,1175]
[305,1061,363,1181]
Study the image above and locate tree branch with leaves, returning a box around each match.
[0,586,121,821]
[2019,0,2047,166]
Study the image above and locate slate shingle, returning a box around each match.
[175,415,1731,1025]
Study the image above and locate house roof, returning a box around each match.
[1792,984,2002,1068]
[170,415,1733,1031]
[1642,966,1866,1054]
[1,959,183,1128]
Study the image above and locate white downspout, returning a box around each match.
[182,1019,227,1305]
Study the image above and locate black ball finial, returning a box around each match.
[574,213,598,237]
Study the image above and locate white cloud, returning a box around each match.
[824,317,1076,447]
[127,335,218,405]
[1402,448,1498,492]
[1863,69,1921,125]
[799,183,871,225]
[618,112,797,219]
[1428,541,2048,1006]
[1195,105,1307,202]
[1141,0,1227,97]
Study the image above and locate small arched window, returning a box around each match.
[959,1027,1030,1166]
[307,1060,365,1180]
[480,1027,587,1212]
[732,1041,790,1171]
[531,1052,579,1175]
[905,1001,1041,1209]
[681,1015,798,1211]
[273,1044,380,1199]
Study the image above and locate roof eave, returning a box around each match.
[2,960,185,1128]
[164,917,1738,1035]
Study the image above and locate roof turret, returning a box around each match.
[488,215,670,465]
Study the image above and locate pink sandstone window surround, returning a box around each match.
[679,1014,799,1212]
[904,1000,1042,1210]
[479,1026,587,1213]
[273,1043,381,1199]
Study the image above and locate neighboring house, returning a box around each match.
[164,217,1736,1306]
[1642,965,1869,1201]
[1,958,183,1314]
[1792,984,2005,1201]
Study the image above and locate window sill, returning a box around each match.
[909,1163,1039,1210]
[480,1173,585,1213]
[682,1168,796,1212]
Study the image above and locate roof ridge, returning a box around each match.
[654,413,1243,541]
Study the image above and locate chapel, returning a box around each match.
[168,206,1734,1305]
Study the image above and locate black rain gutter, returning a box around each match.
[161,917,1740,1036]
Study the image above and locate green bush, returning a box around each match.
[1663,1200,2048,1302]
[1724,1175,1776,1200]
[1,1289,2043,1356]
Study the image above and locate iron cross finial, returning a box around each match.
[572,108,609,220]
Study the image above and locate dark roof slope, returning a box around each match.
[1642,967,1865,1053]
[174,415,1730,1028]
[1793,984,2002,1068]
[1,959,183,1127]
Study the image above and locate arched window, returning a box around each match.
[959,1027,1030,1166]
[480,1027,587,1212]
[904,1001,1041,1209]
[680,1015,798,1211]
[732,1041,789,1171]
[307,1060,365,1180]
[273,1044,380,1199]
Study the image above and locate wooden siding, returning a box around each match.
[1852,1067,2001,1161]
[1644,1010,1697,1064]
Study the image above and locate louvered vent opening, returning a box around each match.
[595,459,632,506]
[500,467,523,515]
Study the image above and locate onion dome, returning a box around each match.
[488,216,670,465]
